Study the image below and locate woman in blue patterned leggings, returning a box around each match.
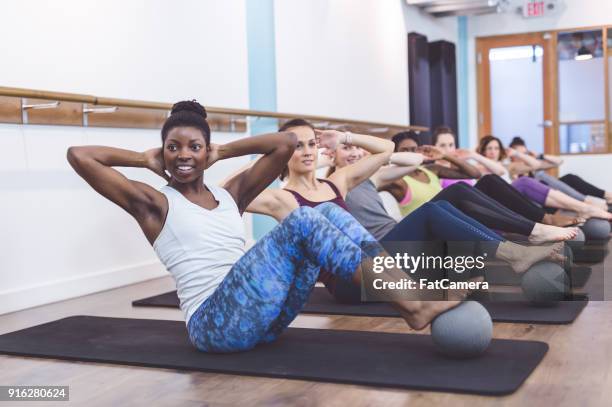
[188,202,381,352]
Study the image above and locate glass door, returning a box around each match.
[489,44,545,152]
[477,32,556,154]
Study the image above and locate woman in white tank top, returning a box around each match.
[67,100,482,353]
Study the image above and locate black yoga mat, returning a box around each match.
[0,316,548,396]
[133,291,179,308]
[486,265,591,288]
[133,287,588,324]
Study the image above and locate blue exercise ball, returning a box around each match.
[521,261,568,305]
[581,218,611,241]
[431,301,493,358]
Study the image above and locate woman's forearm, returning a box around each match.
[342,132,394,154]
[389,152,424,167]
[68,145,147,168]
[514,151,540,169]
[537,161,558,170]
[443,155,482,178]
[471,153,507,176]
[541,154,563,168]
[217,131,296,160]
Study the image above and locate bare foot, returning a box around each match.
[543,212,584,227]
[529,223,578,242]
[393,300,461,330]
[392,276,484,330]
[496,241,565,274]
[579,205,612,221]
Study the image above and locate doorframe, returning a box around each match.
[476,32,557,155]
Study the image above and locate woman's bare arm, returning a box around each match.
[221,131,297,213]
[507,148,540,171]
[67,146,167,219]
[418,146,481,179]
[323,131,393,196]
[463,149,507,176]
[371,152,424,187]
[66,146,169,244]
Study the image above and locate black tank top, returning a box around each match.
[283,179,349,211]
[283,179,348,294]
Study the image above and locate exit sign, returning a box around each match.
[523,0,546,18]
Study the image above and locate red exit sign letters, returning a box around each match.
[523,0,546,18]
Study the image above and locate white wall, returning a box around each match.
[559,154,612,190]
[467,0,612,190]
[0,0,251,315]
[274,0,457,125]
[0,0,249,108]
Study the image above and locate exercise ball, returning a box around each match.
[581,218,611,241]
[431,301,493,358]
[521,261,568,305]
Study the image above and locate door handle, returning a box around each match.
[538,120,553,128]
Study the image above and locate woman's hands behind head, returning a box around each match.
[454,148,474,159]
[143,147,170,181]
[205,143,221,169]
[315,129,345,150]
[417,145,444,161]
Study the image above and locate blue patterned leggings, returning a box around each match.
[187,203,379,353]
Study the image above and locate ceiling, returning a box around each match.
[405,0,511,17]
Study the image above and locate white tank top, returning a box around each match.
[153,183,246,324]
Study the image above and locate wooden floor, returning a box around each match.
[1,241,611,407]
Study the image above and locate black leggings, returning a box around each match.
[559,174,605,199]
[432,182,536,236]
[475,174,546,223]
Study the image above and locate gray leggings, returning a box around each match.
[535,171,586,201]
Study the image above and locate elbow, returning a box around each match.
[66,146,84,169]
[383,139,395,154]
[277,131,297,156]
[380,140,394,159]
[382,149,393,161]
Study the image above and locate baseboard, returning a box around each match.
[0,260,167,316]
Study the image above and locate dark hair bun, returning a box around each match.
[171,100,207,119]
[510,136,525,147]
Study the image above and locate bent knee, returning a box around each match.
[314,201,340,214]
[286,205,318,220]
[419,201,441,213]
[480,173,499,183]
[282,206,322,231]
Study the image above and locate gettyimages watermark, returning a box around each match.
[355,240,605,302]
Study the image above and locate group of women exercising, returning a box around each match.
[67,100,612,353]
